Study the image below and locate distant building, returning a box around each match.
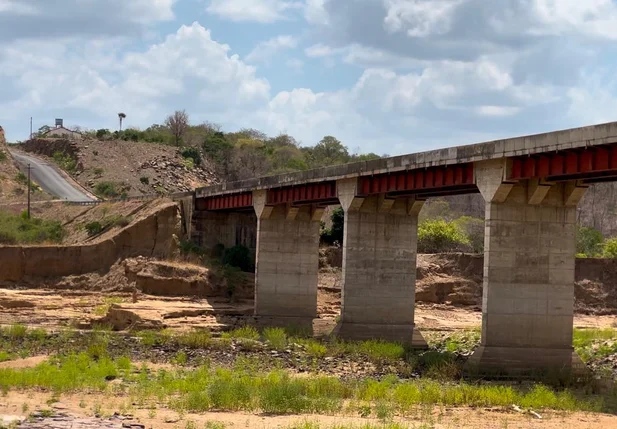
[41,118,82,140]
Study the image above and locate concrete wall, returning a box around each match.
[0,202,181,282]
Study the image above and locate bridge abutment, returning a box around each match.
[334,179,426,346]
[468,160,587,375]
[252,190,322,320]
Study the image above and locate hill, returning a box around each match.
[19,137,217,199]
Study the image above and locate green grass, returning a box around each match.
[0,353,606,415]
[574,328,617,362]
[0,210,65,244]
[222,326,260,341]
[263,327,288,350]
[176,329,212,348]
[93,297,124,316]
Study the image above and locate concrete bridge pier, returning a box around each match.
[252,190,323,322]
[334,178,426,346]
[468,160,588,375]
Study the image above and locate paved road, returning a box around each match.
[11,151,93,202]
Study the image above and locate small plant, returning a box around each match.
[0,150,7,162]
[221,326,259,341]
[174,351,188,366]
[222,245,253,272]
[263,327,287,350]
[85,221,103,236]
[140,176,150,185]
[6,323,28,339]
[93,167,104,176]
[94,181,122,198]
[300,339,327,358]
[177,329,212,348]
[52,151,77,173]
[604,237,617,258]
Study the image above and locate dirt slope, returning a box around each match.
[20,138,218,197]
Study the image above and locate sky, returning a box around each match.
[1,0,617,155]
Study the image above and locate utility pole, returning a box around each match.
[27,163,31,219]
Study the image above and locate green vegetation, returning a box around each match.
[222,326,260,341]
[222,245,253,272]
[140,176,150,185]
[263,327,288,350]
[577,226,605,257]
[52,151,77,173]
[604,237,617,258]
[14,171,41,192]
[181,147,202,167]
[94,181,128,199]
[84,215,131,237]
[0,210,64,244]
[0,150,7,162]
[93,297,124,316]
[0,353,605,415]
[321,207,344,245]
[418,219,470,253]
[93,167,104,176]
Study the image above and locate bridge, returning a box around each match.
[193,121,617,374]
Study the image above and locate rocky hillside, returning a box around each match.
[20,138,218,199]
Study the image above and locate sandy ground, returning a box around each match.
[1,282,615,333]
[1,391,617,429]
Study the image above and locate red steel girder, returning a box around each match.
[358,163,474,196]
[198,192,253,211]
[266,181,337,205]
[508,145,617,180]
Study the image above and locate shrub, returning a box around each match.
[93,168,104,176]
[320,207,344,245]
[418,219,470,253]
[453,216,484,253]
[94,181,120,198]
[222,245,253,272]
[578,226,604,257]
[181,147,202,167]
[52,151,77,173]
[140,176,149,185]
[604,237,617,258]
[222,326,260,341]
[179,240,206,256]
[263,328,287,350]
[85,221,103,236]
[0,210,64,244]
[0,150,6,162]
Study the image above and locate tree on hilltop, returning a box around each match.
[165,110,190,147]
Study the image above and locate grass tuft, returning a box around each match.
[222,326,259,341]
[263,327,288,350]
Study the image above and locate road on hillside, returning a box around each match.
[10,151,94,202]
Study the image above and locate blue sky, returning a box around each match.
[1,0,617,155]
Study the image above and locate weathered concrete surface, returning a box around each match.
[191,210,256,255]
[335,179,426,345]
[197,121,617,197]
[253,190,322,319]
[0,203,181,282]
[469,160,585,373]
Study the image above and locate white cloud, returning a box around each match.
[245,35,298,64]
[304,0,329,24]
[475,105,520,117]
[286,58,304,71]
[305,43,342,57]
[0,0,38,14]
[206,0,302,23]
[531,0,617,39]
[383,0,466,37]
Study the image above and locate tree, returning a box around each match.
[118,113,126,132]
[36,125,51,137]
[165,110,190,146]
[577,226,604,257]
[305,136,350,167]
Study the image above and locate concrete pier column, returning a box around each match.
[335,178,426,346]
[468,160,587,375]
[253,190,323,319]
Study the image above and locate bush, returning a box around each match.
[140,176,149,185]
[0,150,6,162]
[85,221,103,236]
[577,226,604,257]
[604,238,617,258]
[418,219,470,253]
[222,245,253,272]
[52,151,77,173]
[0,210,64,244]
[93,168,104,176]
[94,181,121,198]
[263,328,287,350]
[181,147,202,167]
[453,216,484,253]
[320,207,344,245]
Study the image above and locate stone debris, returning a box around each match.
[7,411,146,429]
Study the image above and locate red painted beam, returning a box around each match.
[507,145,617,180]
[266,181,337,205]
[199,192,253,211]
[357,163,475,196]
